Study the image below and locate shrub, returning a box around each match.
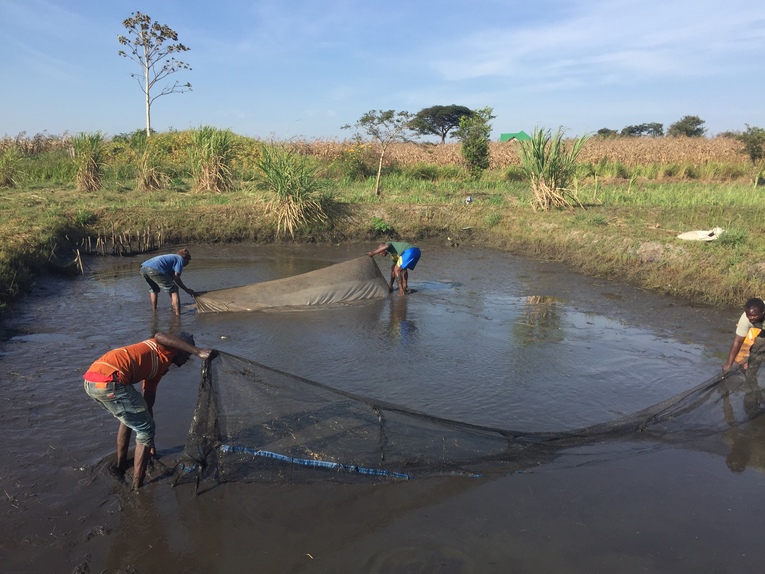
[371,217,393,234]
[329,143,376,181]
[0,146,23,188]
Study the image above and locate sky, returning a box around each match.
[2,0,764,141]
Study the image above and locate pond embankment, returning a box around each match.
[1,198,757,316]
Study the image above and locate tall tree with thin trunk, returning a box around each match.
[342,110,414,196]
[118,12,192,137]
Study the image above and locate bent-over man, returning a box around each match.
[723,297,765,372]
[140,248,197,315]
[83,331,217,490]
[368,241,422,294]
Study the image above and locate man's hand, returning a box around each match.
[198,348,218,361]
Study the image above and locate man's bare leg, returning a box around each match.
[116,423,132,474]
[401,269,410,293]
[132,443,151,490]
[394,266,405,294]
[149,291,158,311]
[170,291,181,315]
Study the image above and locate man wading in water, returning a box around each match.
[83,332,217,490]
[368,241,422,294]
[723,297,765,373]
[139,248,197,315]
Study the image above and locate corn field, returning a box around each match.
[289,136,747,169]
[1,132,753,185]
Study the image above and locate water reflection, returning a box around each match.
[385,295,417,345]
[513,295,565,347]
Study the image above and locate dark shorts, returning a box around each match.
[140,266,178,294]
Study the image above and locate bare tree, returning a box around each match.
[118,12,192,136]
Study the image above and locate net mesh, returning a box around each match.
[195,256,390,312]
[174,351,765,492]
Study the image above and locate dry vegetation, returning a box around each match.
[282,136,747,169]
[2,133,746,168]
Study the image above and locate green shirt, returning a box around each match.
[387,242,414,263]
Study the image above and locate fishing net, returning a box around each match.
[195,256,389,312]
[173,351,765,492]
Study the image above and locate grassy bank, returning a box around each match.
[1,174,763,314]
[2,130,763,313]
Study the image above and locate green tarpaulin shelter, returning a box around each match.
[499,131,531,142]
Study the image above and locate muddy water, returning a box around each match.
[1,243,765,573]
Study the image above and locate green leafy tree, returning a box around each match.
[409,105,474,144]
[668,115,706,137]
[118,12,192,137]
[454,106,495,179]
[621,123,664,137]
[342,110,414,196]
[596,128,618,138]
[736,124,765,187]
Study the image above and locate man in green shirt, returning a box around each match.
[368,241,422,294]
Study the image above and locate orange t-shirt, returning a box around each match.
[83,338,177,392]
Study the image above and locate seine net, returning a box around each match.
[195,256,390,313]
[174,351,765,492]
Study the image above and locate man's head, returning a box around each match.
[744,297,765,324]
[177,248,191,266]
[172,331,196,366]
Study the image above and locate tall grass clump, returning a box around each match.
[129,131,169,192]
[516,127,589,210]
[189,126,237,193]
[253,143,330,238]
[0,145,23,188]
[71,131,105,192]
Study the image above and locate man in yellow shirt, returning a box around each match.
[723,298,765,372]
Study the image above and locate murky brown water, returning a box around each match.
[1,242,764,573]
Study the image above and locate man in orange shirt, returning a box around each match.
[83,331,217,490]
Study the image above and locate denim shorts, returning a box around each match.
[84,380,156,447]
[140,266,178,294]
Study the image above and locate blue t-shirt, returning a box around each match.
[142,254,185,277]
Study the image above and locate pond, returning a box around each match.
[1,242,764,573]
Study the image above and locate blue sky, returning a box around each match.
[2,0,764,141]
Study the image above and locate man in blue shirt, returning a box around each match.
[140,248,197,315]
